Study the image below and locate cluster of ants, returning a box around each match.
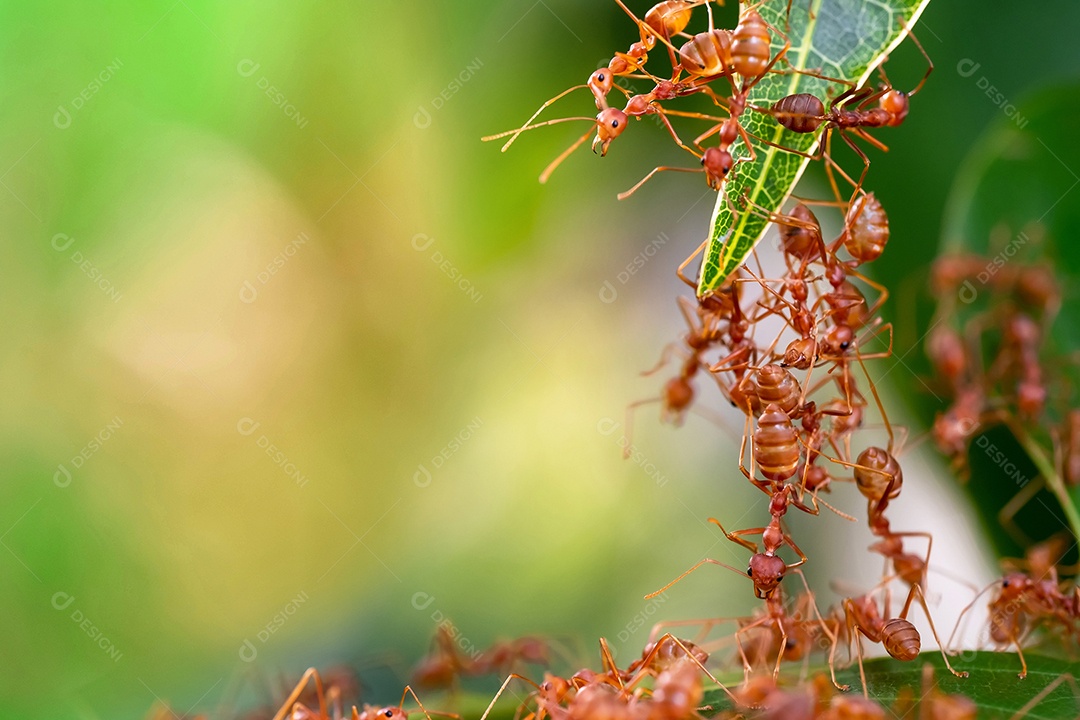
[220,1,1080,719]
[925,237,1080,678]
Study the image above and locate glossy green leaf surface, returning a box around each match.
[698,0,931,294]
[699,652,1079,719]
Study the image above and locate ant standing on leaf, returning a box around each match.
[273,668,459,720]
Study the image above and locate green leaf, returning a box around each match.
[936,83,1080,547]
[700,652,1080,719]
[698,0,931,295]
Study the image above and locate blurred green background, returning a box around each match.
[2,1,1079,718]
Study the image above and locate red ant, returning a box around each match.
[828,579,967,698]
[273,668,458,720]
[645,476,810,601]
[765,23,933,205]
[951,541,1080,679]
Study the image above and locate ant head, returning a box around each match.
[786,276,810,303]
[366,708,407,720]
[540,673,572,700]
[1000,573,1031,594]
[588,69,614,98]
[747,553,786,597]
[822,324,854,356]
[701,147,734,188]
[804,464,830,492]
[782,337,816,370]
[699,290,733,317]
[825,258,847,288]
[879,89,909,126]
[592,108,628,154]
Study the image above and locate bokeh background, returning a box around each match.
[2,1,1079,718]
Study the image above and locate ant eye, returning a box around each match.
[598,73,606,81]
[840,341,850,349]
[611,120,619,128]
[746,567,753,577]
[1002,579,1010,588]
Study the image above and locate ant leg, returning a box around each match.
[273,668,327,720]
[899,585,968,678]
[496,85,590,151]
[480,674,540,720]
[628,633,738,703]
[483,115,597,143]
[844,602,870,699]
[539,127,597,184]
[597,638,626,690]
[618,166,704,201]
[650,107,708,158]
[1012,630,1029,680]
[678,239,708,289]
[895,17,934,97]
[710,517,767,553]
[997,477,1044,548]
[783,531,809,569]
[647,616,732,646]
[401,686,459,720]
[646,556,750,599]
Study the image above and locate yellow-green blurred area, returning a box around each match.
[1,2,1079,718]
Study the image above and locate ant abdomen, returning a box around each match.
[754,404,800,482]
[678,29,733,77]
[779,202,823,259]
[772,93,825,134]
[854,446,903,502]
[882,618,920,661]
[844,193,890,264]
[731,9,771,80]
[645,1,695,42]
[751,365,803,417]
